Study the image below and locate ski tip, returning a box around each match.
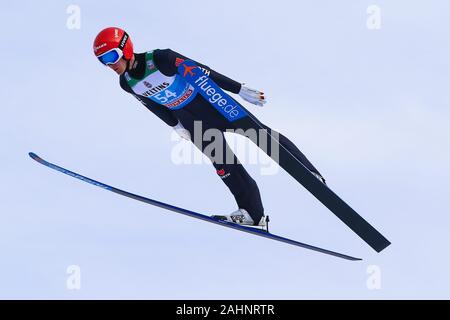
[29,152,39,160]
[29,152,44,163]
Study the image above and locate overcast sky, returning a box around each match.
[1,0,450,299]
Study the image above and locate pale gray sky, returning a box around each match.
[1,0,450,299]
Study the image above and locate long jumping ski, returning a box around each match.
[178,60,391,253]
[29,152,361,261]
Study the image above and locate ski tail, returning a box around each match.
[248,127,391,252]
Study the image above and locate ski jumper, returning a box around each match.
[119,49,322,224]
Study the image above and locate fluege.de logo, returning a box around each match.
[194,74,243,119]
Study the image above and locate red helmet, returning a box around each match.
[93,27,134,61]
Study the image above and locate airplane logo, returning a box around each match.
[181,64,197,77]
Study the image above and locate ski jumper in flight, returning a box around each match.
[93,27,325,228]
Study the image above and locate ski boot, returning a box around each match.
[212,209,269,231]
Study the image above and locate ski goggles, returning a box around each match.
[97,48,123,66]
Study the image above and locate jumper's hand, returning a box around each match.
[173,122,191,141]
[239,84,266,107]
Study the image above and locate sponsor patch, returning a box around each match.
[175,58,185,67]
[147,60,155,70]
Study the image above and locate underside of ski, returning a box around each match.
[29,152,361,261]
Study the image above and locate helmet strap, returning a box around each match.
[118,32,129,51]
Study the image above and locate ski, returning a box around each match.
[29,152,361,261]
[178,60,391,253]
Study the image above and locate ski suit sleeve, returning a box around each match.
[119,76,179,127]
[132,94,179,127]
[154,49,242,94]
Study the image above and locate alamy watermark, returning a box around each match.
[366,265,382,290]
[171,121,280,176]
[367,5,382,30]
[66,5,81,30]
[66,265,81,290]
